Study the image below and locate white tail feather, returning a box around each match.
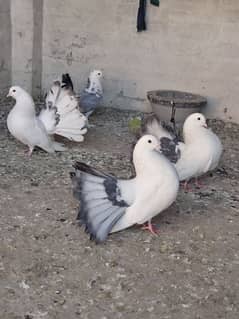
[56,109,87,129]
[144,117,172,140]
[41,76,88,142]
[45,82,61,105]
[53,141,67,152]
[54,129,85,142]
[38,107,58,134]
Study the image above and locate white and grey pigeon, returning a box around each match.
[79,70,103,118]
[7,74,87,156]
[70,134,179,243]
[141,113,223,188]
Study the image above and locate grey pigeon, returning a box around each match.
[79,70,103,118]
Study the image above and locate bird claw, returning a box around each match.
[181,178,204,191]
[181,181,192,192]
[25,147,33,157]
[195,178,203,188]
[141,221,159,236]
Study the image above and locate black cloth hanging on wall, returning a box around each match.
[137,0,160,32]
[150,0,160,6]
[137,0,147,32]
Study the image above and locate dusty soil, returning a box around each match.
[0,104,239,319]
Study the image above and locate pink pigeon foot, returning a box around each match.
[194,177,203,188]
[181,180,192,192]
[27,146,34,157]
[141,220,159,236]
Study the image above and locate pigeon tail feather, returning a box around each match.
[61,73,74,91]
[71,162,128,243]
[41,74,88,142]
[53,141,67,152]
[141,114,173,140]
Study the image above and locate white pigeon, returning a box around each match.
[142,113,223,188]
[7,76,87,156]
[71,134,179,243]
[79,70,103,118]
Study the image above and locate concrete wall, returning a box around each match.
[0,0,11,93]
[9,0,43,97]
[5,0,239,123]
[41,0,239,123]
[10,0,34,93]
[32,0,43,97]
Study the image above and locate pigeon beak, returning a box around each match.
[203,119,209,128]
[6,93,10,98]
[155,144,162,153]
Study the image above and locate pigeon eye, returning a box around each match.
[98,73,101,76]
[148,139,152,144]
[197,117,201,121]
[12,89,16,93]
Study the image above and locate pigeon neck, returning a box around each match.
[133,149,165,176]
[183,126,205,144]
[14,95,35,116]
[85,79,102,95]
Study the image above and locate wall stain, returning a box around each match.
[72,37,87,49]
[117,90,145,102]
[66,51,73,66]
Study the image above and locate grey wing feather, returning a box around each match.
[79,91,102,114]
[160,136,181,163]
[71,162,129,243]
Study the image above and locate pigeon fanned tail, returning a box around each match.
[71,162,129,243]
[61,73,74,91]
[38,102,60,135]
[40,74,88,142]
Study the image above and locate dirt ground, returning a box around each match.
[0,105,239,319]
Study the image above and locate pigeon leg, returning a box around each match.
[84,117,95,128]
[181,180,192,192]
[195,177,203,188]
[87,123,96,128]
[27,146,34,157]
[141,220,159,235]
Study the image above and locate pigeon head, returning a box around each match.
[86,70,103,95]
[183,113,208,132]
[133,134,168,175]
[90,70,103,81]
[135,134,161,154]
[7,86,26,100]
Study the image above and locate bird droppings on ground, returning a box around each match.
[0,104,239,319]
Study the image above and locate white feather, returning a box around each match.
[40,76,88,142]
[72,135,179,242]
[143,113,223,181]
[6,86,66,154]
